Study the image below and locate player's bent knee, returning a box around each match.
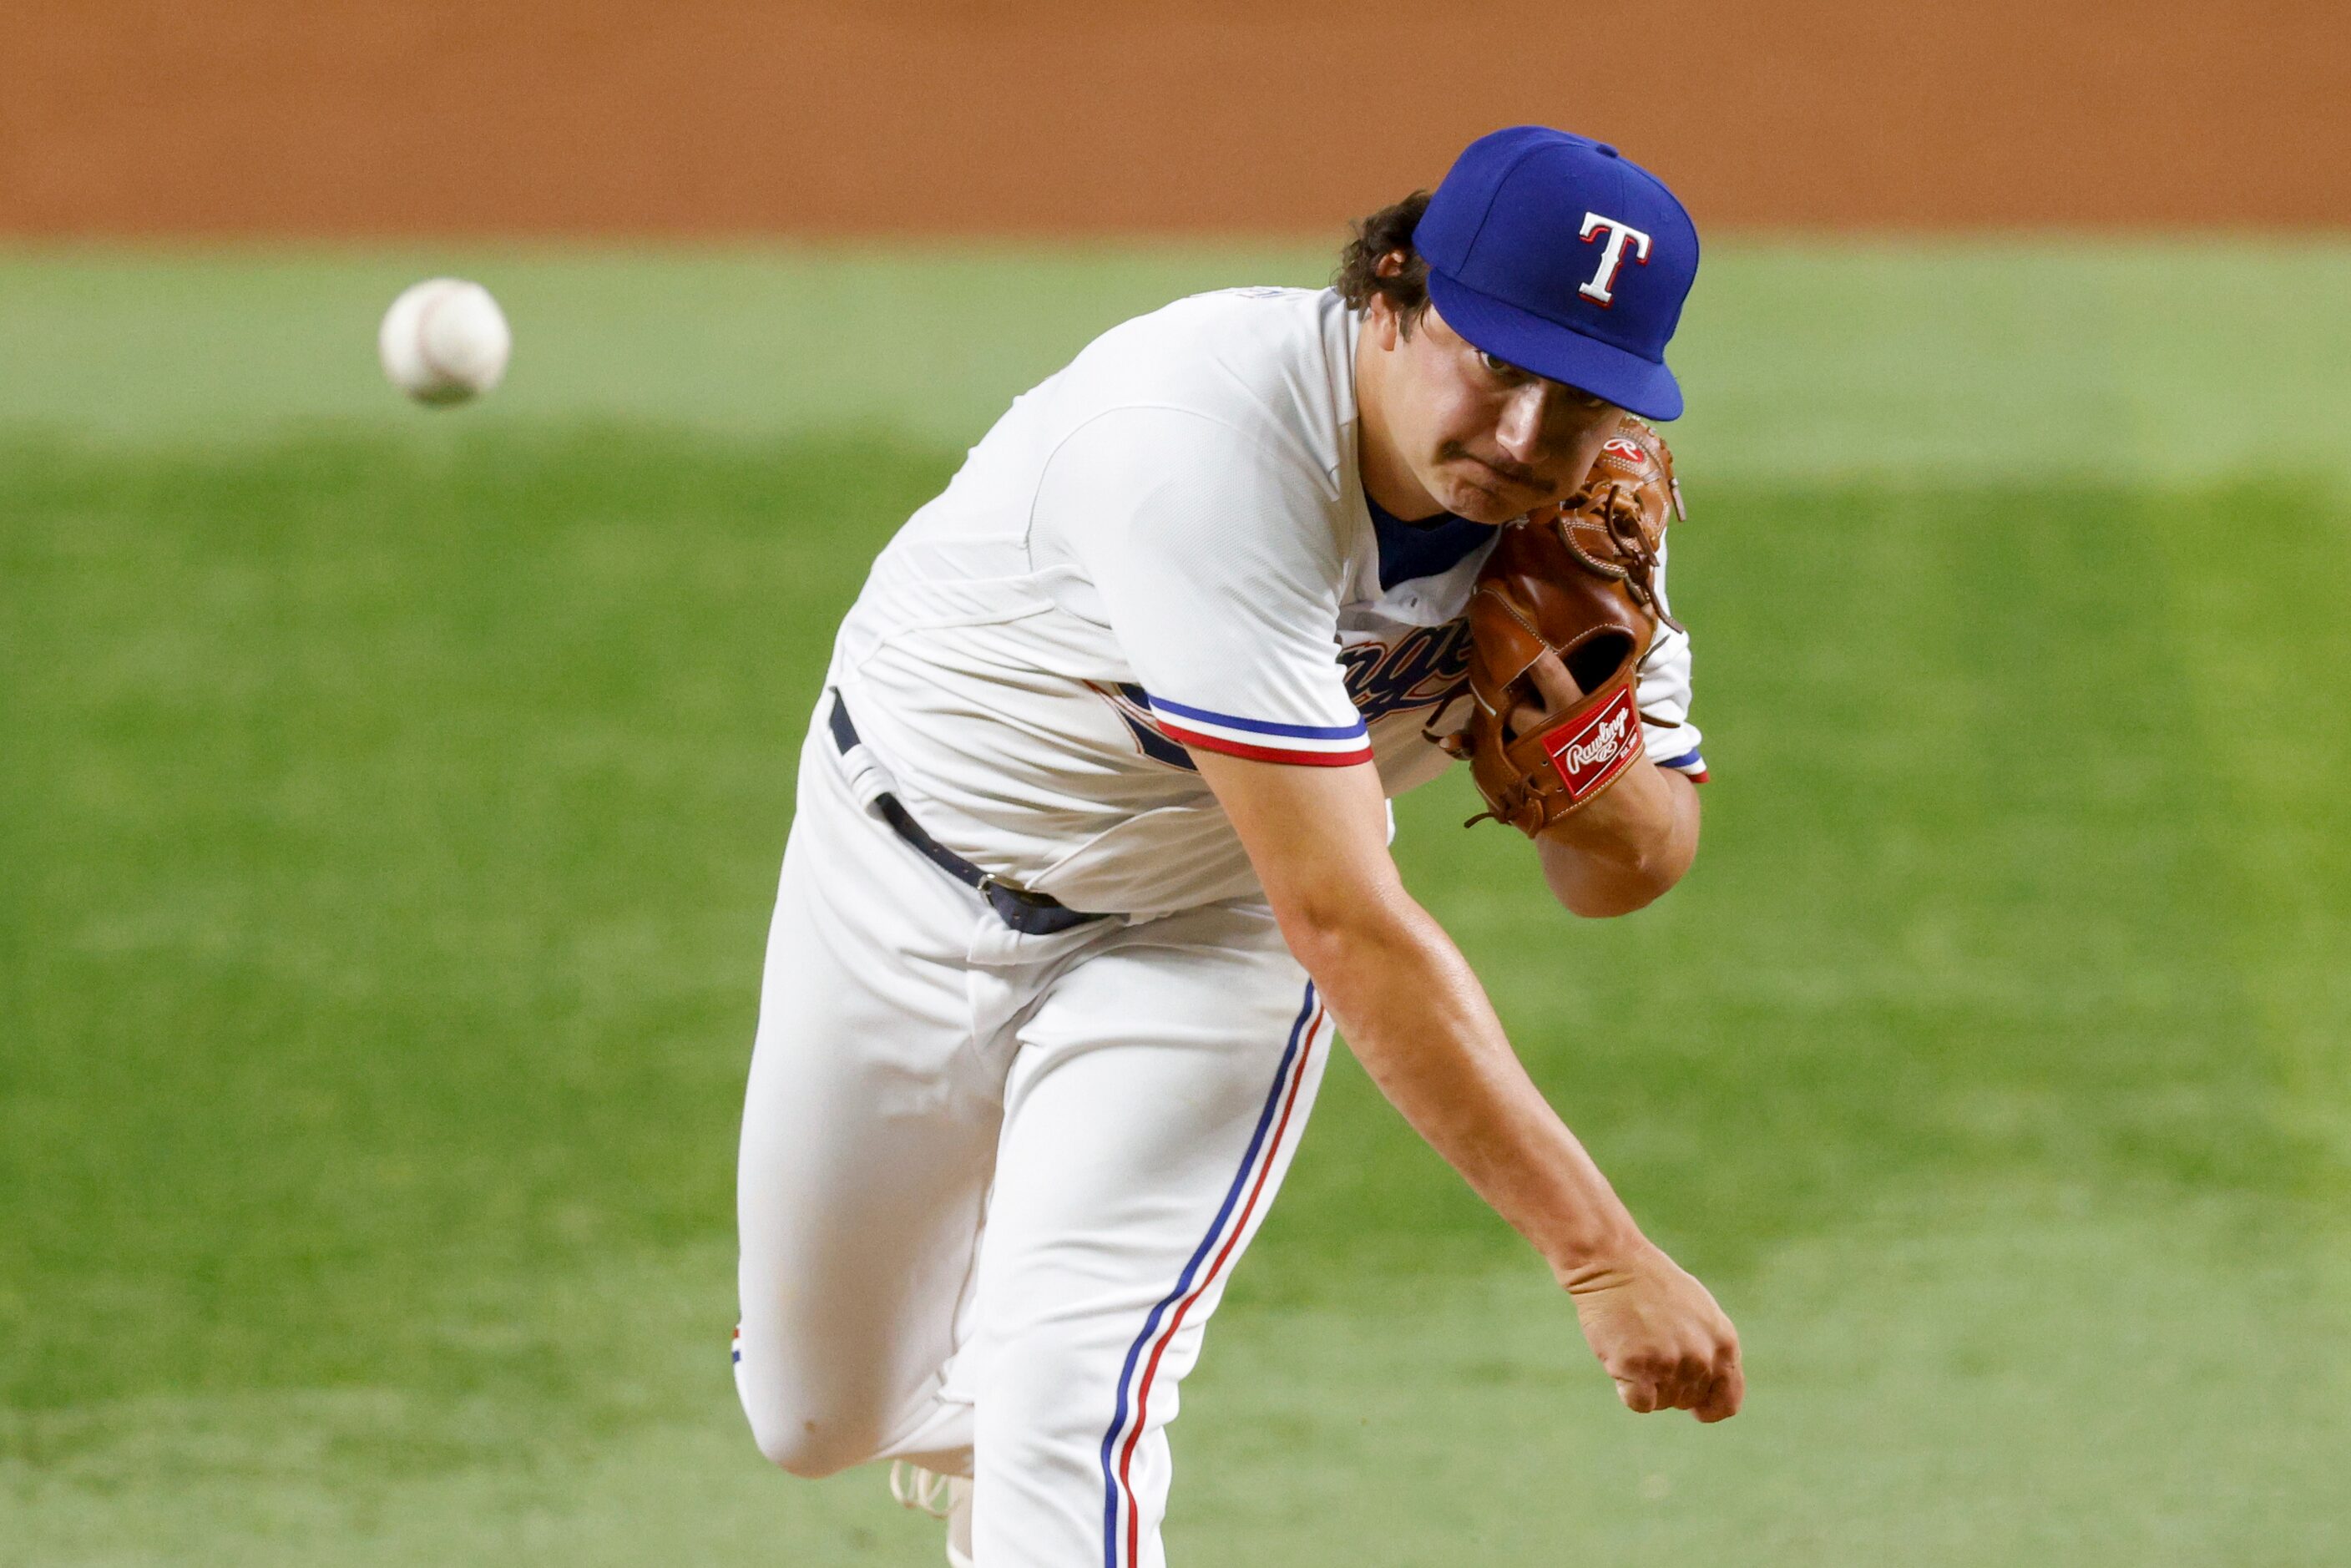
[746,1409,877,1479]
[740,1378,887,1479]
[734,1319,902,1477]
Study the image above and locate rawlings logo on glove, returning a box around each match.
[1547,687,1641,799]
[1433,415,1684,837]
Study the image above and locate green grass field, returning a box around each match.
[3,244,2348,1565]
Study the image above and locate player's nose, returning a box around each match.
[1492,382,1550,465]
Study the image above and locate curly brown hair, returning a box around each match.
[1332,191,1433,334]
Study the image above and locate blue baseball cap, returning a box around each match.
[1413,127,1700,421]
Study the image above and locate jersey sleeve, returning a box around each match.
[1031,407,1372,766]
[1636,540,1706,781]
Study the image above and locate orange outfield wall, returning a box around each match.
[1,0,2343,236]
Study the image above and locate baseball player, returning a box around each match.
[733,126,1742,1567]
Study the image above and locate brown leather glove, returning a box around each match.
[1437,416,1686,837]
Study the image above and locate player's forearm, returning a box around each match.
[1280,894,1645,1275]
[1535,762,1700,917]
[1191,752,1648,1274]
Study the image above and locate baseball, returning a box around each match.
[378,278,511,406]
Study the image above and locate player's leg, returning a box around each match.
[733,719,1007,1478]
[959,904,1333,1567]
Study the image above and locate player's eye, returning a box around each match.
[1554,382,1611,414]
[1476,347,1529,382]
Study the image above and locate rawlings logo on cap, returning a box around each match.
[1543,685,1644,799]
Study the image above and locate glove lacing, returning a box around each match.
[1563,481,1684,635]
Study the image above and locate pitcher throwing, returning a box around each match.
[733,125,1742,1567]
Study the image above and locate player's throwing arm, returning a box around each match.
[1192,747,1739,1422]
[1219,127,1742,1420]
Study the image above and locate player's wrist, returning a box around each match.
[1532,1202,1649,1281]
[1550,1232,1671,1290]
[1534,755,1664,852]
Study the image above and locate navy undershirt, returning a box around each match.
[1366,493,1492,591]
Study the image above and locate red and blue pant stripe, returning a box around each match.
[1095,983,1325,1568]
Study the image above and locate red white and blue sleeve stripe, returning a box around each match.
[1654,744,1709,783]
[1142,693,1373,767]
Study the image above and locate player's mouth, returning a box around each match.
[1440,443,1555,500]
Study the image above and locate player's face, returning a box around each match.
[1385,303,1623,524]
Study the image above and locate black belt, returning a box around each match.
[828,693,1105,937]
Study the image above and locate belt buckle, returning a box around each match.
[976,872,1022,907]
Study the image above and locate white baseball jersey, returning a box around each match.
[829,286,1703,918]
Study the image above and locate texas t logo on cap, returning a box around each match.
[1575,213,1652,306]
[1413,128,1700,420]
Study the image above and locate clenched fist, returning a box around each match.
[1559,1242,1744,1422]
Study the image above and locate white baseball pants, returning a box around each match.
[734,705,1331,1567]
